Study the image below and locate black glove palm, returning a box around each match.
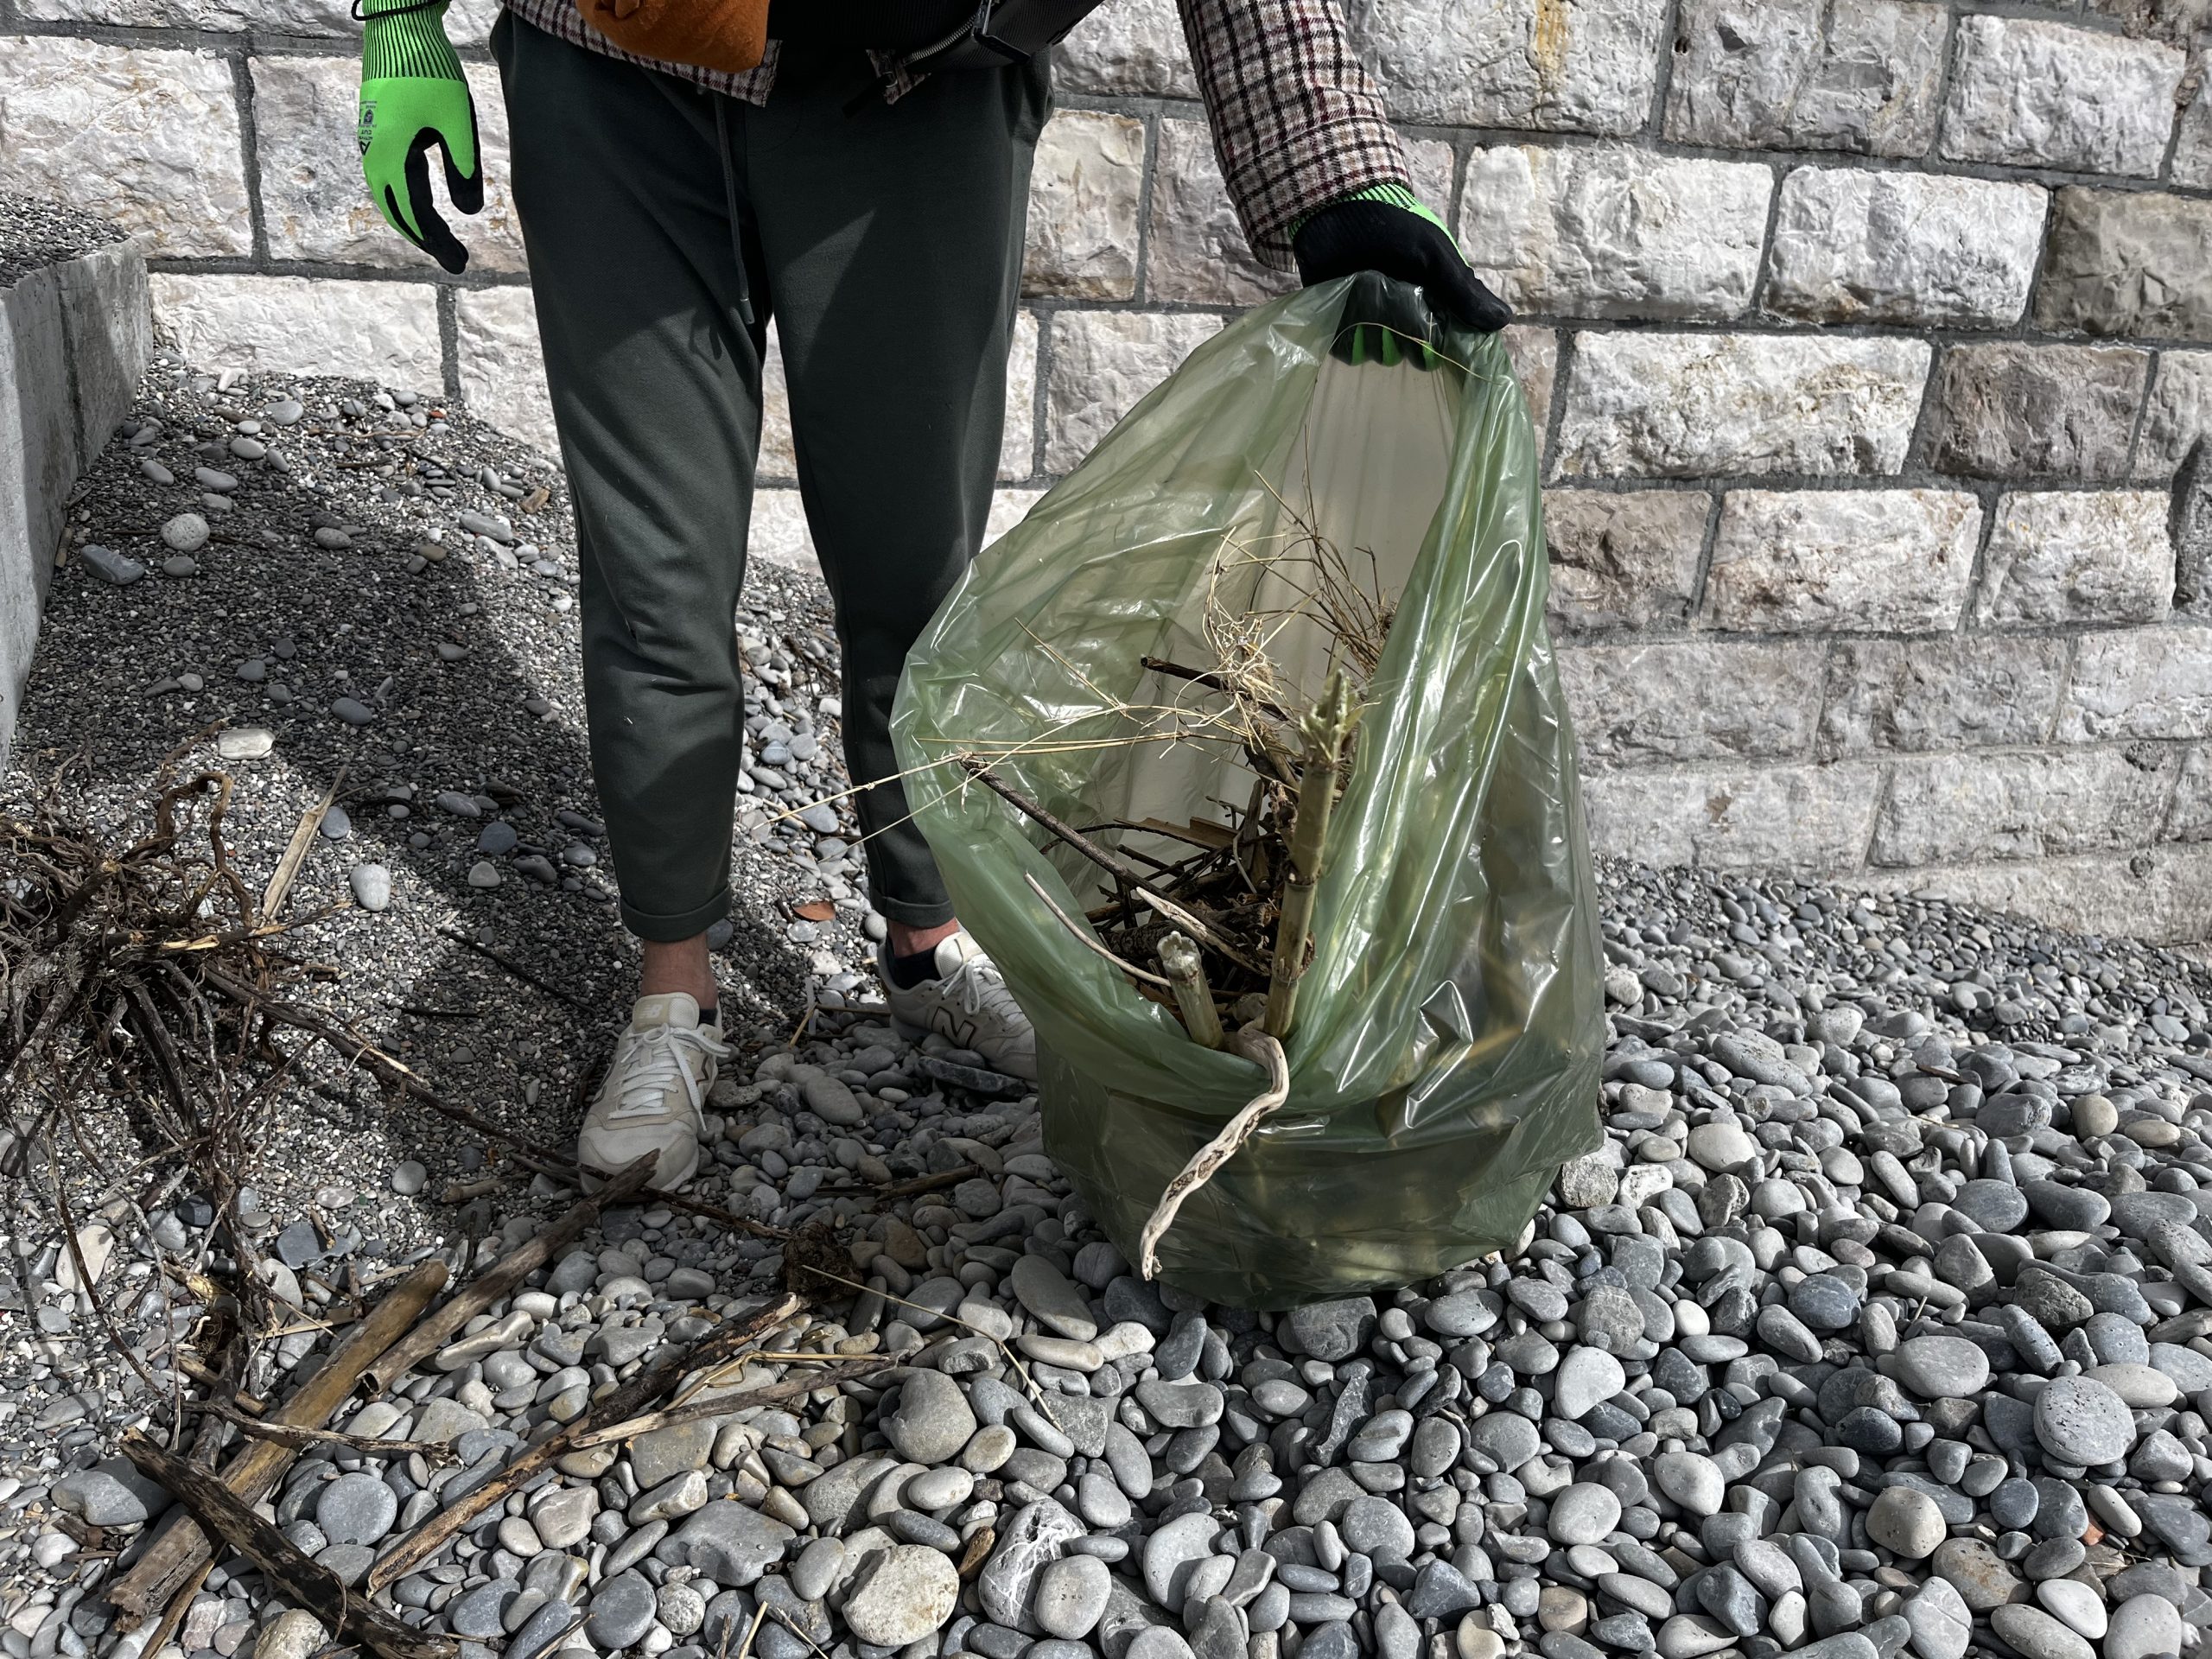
[1293,195,1511,365]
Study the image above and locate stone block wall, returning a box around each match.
[3,0,2212,935]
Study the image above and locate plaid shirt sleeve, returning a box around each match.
[1176,0,1411,272]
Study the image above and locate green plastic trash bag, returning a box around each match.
[889,277,1605,1309]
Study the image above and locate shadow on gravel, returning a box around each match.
[11,365,833,1173]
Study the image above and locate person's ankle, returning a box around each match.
[888,918,960,959]
[639,933,720,1020]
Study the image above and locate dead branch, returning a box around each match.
[119,1433,455,1659]
[357,1153,656,1396]
[107,1260,448,1623]
[365,1292,804,1591]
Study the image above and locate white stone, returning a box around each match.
[1554,332,1930,480]
[2136,350,2212,481]
[2176,87,2212,192]
[152,273,444,389]
[251,57,526,273]
[1045,311,1224,474]
[18,0,350,25]
[1866,847,2212,945]
[1940,16,2183,178]
[1558,640,1825,766]
[1024,110,1145,302]
[1764,168,2046,327]
[0,36,249,257]
[1872,748,2179,867]
[455,284,556,455]
[1145,118,1294,306]
[999,311,1039,481]
[2059,628,2212,742]
[1976,491,2172,628]
[1542,488,1709,632]
[1662,0,1949,157]
[1581,760,1884,874]
[1054,0,1197,97]
[1362,0,1671,133]
[1504,325,1560,439]
[1704,489,1979,632]
[1457,144,1770,321]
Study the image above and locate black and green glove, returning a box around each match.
[1294,183,1511,366]
[358,0,482,274]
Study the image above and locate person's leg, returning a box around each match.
[494,11,766,1182]
[741,49,1050,956]
[494,10,766,1013]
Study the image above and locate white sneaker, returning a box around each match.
[578,993,729,1192]
[882,930,1037,1081]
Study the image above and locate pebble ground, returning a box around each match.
[5,357,2212,1659]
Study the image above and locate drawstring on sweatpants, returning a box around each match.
[712,99,757,329]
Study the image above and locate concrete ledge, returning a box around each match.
[1,213,151,769]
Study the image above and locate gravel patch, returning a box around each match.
[5,352,2212,1659]
[0,192,124,289]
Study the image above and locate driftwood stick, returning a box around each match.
[263,769,344,922]
[367,1293,804,1592]
[1158,932,1226,1049]
[358,1154,657,1397]
[1026,874,1171,988]
[812,1164,982,1201]
[119,1434,454,1659]
[106,1260,448,1623]
[957,760,1264,974]
[1263,671,1358,1039]
[570,1361,874,1449]
[186,1402,453,1461]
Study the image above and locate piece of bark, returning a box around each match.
[106,1259,448,1623]
[118,1434,454,1659]
[367,1292,804,1591]
[358,1154,656,1398]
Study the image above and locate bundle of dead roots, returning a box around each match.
[956,491,1385,1051]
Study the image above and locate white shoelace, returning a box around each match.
[606,1021,731,1122]
[938,952,1025,1026]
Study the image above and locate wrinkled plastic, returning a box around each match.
[891,278,1605,1308]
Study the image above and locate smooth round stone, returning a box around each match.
[349,863,392,912]
[1790,1274,1859,1332]
[585,1572,657,1649]
[791,1538,846,1602]
[251,1611,325,1659]
[841,1545,959,1646]
[1033,1554,1111,1640]
[1953,1179,2029,1230]
[161,512,209,553]
[1902,1579,1970,1659]
[162,556,200,577]
[1654,1452,1723,1516]
[886,1371,977,1464]
[332,696,374,726]
[2035,1580,2107,1641]
[466,860,500,888]
[479,821,519,855]
[2104,1594,2183,1659]
[1548,1484,1623,1546]
[1866,1488,1944,1560]
[2034,1377,2136,1465]
[905,1466,974,1512]
[1991,1605,2095,1659]
[391,1160,427,1195]
[315,1472,398,1545]
[1341,1495,1415,1558]
[2070,1096,2119,1138]
[1893,1336,1989,1397]
[1458,1619,1507,1659]
[1687,1122,1757,1174]
[2087,1363,2176,1408]
[1554,1347,1626,1420]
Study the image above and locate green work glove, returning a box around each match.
[1293,183,1511,367]
[358,0,482,274]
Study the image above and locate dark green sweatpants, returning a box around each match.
[492,13,1048,941]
